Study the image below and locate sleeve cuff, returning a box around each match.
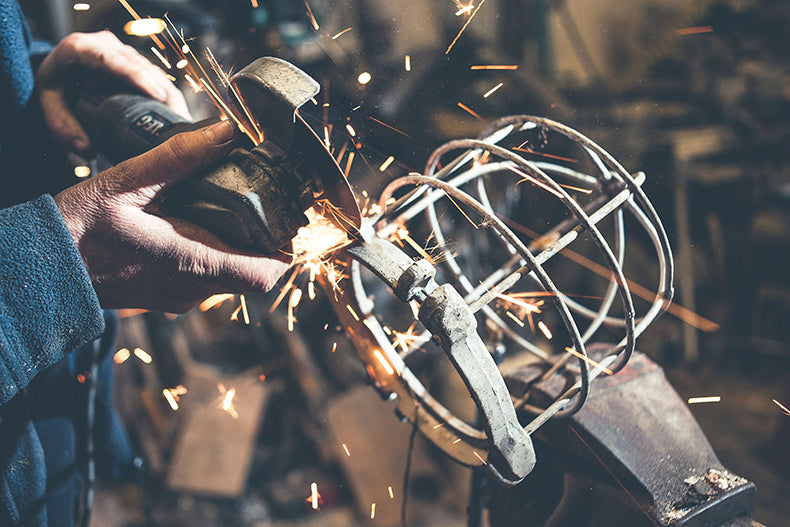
[0,195,104,403]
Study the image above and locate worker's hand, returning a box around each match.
[53,120,292,313]
[36,30,191,157]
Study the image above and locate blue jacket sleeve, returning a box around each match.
[0,195,105,405]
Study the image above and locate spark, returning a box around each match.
[392,323,430,353]
[163,388,179,410]
[445,0,488,55]
[288,288,303,331]
[409,300,420,319]
[538,321,553,339]
[494,292,541,313]
[374,349,396,376]
[251,0,258,7]
[455,4,474,16]
[309,482,320,510]
[676,25,713,36]
[506,311,525,327]
[688,396,721,404]
[133,348,152,364]
[559,183,593,194]
[565,347,613,375]
[472,451,487,465]
[483,82,504,98]
[773,399,790,416]
[346,124,357,137]
[308,281,316,300]
[452,438,462,444]
[175,58,188,69]
[230,304,242,321]
[367,116,411,138]
[124,18,166,36]
[405,54,411,71]
[199,293,234,311]
[357,72,372,85]
[513,146,578,164]
[509,165,565,198]
[74,166,91,178]
[240,294,250,325]
[346,305,360,321]
[457,102,483,121]
[388,486,394,499]
[370,503,376,519]
[332,27,353,39]
[73,3,90,11]
[499,218,721,332]
[150,46,171,69]
[184,74,201,92]
[379,156,395,171]
[343,151,355,177]
[470,64,519,70]
[181,44,189,54]
[219,385,239,419]
[113,348,130,364]
[342,443,351,456]
[304,1,320,31]
[433,422,445,429]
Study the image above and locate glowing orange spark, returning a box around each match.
[676,25,713,36]
[240,294,250,325]
[457,102,483,121]
[559,183,593,194]
[446,0,487,54]
[370,503,376,519]
[150,46,171,69]
[564,347,613,375]
[309,482,320,510]
[304,1,320,31]
[114,348,130,364]
[388,486,394,499]
[471,64,518,70]
[251,0,258,7]
[344,151,355,177]
[509,165,565,198]
[538,321,553,339]
[219,386,239,419]
[368,116,411,138]
[472,451,487,465]
[513,146,578,164]
[374,349,396,376]
[379,155,395,171]
[163,388,179,410]
[346,123,357,137]
[688,396,721,404]
[483,82,504,98]
[494,292,541,313]
[342,443,351,456]
[346,305,360,321]
[773,399,790,416]
[405,54,411,71]
[133,348,152,364]
[497,217,721,332]
[506,311,525,327]
[332,27,353,39]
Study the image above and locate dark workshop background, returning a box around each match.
[18,0,790,525]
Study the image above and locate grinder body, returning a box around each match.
[75,57,360,254]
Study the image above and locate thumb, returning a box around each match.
[115,120,238,191]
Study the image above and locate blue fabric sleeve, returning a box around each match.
[0,195,105,406]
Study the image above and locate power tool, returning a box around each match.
[75,57,361,254]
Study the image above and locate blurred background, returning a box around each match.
[17,0,790,525]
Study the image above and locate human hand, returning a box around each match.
[36,30,191,157]
[53,120,292,313]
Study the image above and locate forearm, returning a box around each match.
[0,195,105,405]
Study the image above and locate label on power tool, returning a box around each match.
[130,111,172,142]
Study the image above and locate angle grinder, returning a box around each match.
[75,57,361,254]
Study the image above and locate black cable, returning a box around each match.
[401,406,419,527]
